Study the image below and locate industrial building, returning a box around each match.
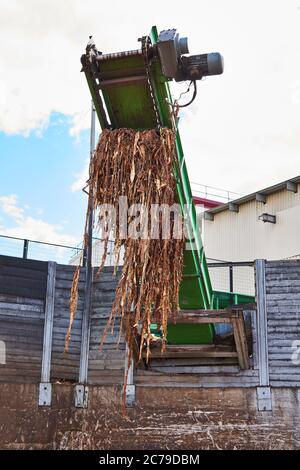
[204,175,300,262]
[201,176,300,296]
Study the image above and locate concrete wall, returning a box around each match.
[0,383,299,449]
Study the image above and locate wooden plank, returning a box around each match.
[267,286,300,294]
[169,316,232,324]
[0,315,44,326]
[270,381,300,387]
[270,374,300,381]
[270,361,300,371]
[267,317,300,324]
[55,280,86,291]
[266,260,300,268]
[5,351,43,361]
[0,255,47,271]
[267,334,299,340]
[0,265,47,280]
[266,293,300,301]
[176,309,242,318]
[56,266,84,274]
[135,372,259,387]
[0,295,44,306]
[145,349,238,359]
[232,315,249,369]
[55,264,84,272]
[0,284,46,300]
[0,309,44,320]
[266,272,300,281]
[150,357,239,367]
[268,340,300,347]
[0,368,41,379]
[149,365,241,374]
[0,328,44,341]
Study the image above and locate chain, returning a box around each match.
[140,36,161,129]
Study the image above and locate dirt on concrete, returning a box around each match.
[0,383,299,450]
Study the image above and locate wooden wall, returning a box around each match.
[88,269,124,385]
[0,255,299,391]
[0,256,122,384]
[0,256,47,383]
[136,307,260,388]
[50,265,85,382]
[266,260,300,387]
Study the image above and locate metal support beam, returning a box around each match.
[124,344,135,406]
[228,202,239,213]
[75,384,89,408]
[255,259,272,411]
[204,211,214,221]
[286,180,298,193]
[229,265,233,293]
[257,386,272,412]
[75,101,96,407]
[23,239,29,259]
[39,261,56,406]
[256,193,266,204]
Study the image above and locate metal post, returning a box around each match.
[75,101,96,408]
[23,239,29,259]
[229,265,233,293]
[39,261,56,406]
[124,343,135,406]
[255,259,272,411]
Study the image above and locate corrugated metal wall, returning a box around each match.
[204,184,300,261]
[204,183,300,293]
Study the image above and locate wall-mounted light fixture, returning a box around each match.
[258,213,276,224]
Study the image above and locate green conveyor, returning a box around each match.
[81,26,254,344]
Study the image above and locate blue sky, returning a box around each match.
[0,0,299,253]
[0,113,90,246]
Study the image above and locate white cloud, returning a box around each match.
[0,0,300,193]
[0,195,24,220]
[70,159,89,192]
[0,194,77,246]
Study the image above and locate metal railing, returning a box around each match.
[0,233,255,295]
[206,259,255,297]
[190,182,242,203]
[0,234,82,265]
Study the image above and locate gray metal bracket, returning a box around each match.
[255,259,272,411]
[75,384,89,408]
[38,382,52,406]
[124,343,135,406]
[257,386,272,411]
[39,261,56,407]
[125,384,135,407]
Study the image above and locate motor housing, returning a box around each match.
[156,29,224,82]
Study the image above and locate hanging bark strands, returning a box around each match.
[67,127,184,376]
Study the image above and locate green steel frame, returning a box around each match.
[82,26,254,344]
